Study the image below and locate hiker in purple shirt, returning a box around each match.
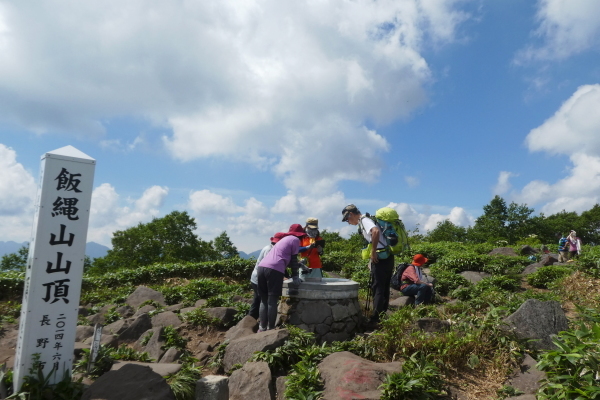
[256,224,305,331]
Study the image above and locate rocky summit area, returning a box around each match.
[0,254,579,400]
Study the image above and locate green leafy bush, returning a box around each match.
[536,321,600,399]
[74,345,115,378]
[182,308,220,327]
[157,279,244,305]
[12,355,85,400]
[166,364,202,400]
[103,306,121,324]
[379,353,445,400]
[162,326,188,351]
[575,246,600,278]
[428,270,470,296]
[321,250,361,272]
[0,271,25,301]
[526,266,573,289]
[284,360,324,400]
[111,344,152,362]
[432,252,528,275]
[251,326,317,374]
[373,306,522,375]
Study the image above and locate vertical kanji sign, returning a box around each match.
[13,146,95,391]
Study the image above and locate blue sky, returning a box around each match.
[1,0,600,253]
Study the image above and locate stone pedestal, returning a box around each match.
[278,278,363,343]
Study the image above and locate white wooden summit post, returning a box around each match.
[13,146,95,391]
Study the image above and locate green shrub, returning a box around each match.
[575,246,600,278]
[432,252,529,275]
[140,330,154,346]
[476,275,521,292]
[74,345,115,378]
[157,279,244,305]
[162,326,187,351]
[428,269,470,296]
[526,266,573,288]
[321,250,361,272]
[373,306,522,374]
[182,308,220,327]
[379,353,445,400]
[251,326,317,374]
[536,321,600,399]
[103,306,121,324]
[166,363,202,400]
[12,354,85,400]
[0,271,25,301]
[283,360,324,400]
[111,344,152,362]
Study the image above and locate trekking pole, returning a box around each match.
[365,272,373,316]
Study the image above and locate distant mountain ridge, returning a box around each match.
[238,249,261,260]
[0,241,110,259]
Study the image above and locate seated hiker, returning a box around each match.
[256,224,305,331]
[400,254,434,306]
[299,217,325,280]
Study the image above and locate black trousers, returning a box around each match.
[370,255,394,322]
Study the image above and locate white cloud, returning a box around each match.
[188,189,350,252]
[0,144,36,241]
[272,192,301,214]
[88,184,169,245]
[517,0,600,61]
[0,1,470,194]
[188,190,243,216]
[493,171,517,196]
[512,85,600,214]
[525,85,600,156]
[386,202,474,233]
[515,153,600,214]
[404,176,420,187]
[0,144,36,216]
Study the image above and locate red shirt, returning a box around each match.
[299,236,323,269]
[400,264,421,291]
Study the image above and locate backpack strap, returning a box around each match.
[359,215,388,250]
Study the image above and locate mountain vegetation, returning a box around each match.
[1,197,599,399]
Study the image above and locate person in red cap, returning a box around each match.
[248,232,287,320]
[256,224,306,331]
[400,254,434,305]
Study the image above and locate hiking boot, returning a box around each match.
[365,320,380,332]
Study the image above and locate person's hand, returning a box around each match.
[299,263,311,274]
[370,253,379,264]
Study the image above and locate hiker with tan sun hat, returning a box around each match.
[299,217,326,281]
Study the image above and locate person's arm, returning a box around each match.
[289,254,300,277]
[255,245,271,267]
[369,226,380,264]
[406,266,432,286]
